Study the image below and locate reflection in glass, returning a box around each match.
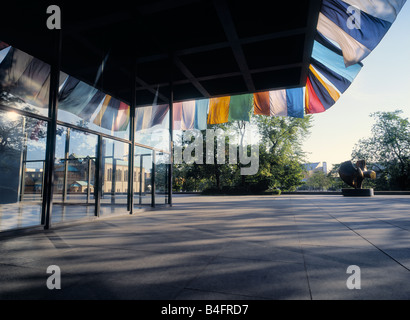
[0,45,54,117]
[0,109,46,231]
[135,104,170,152]
[0,42,174,232]
[155,151,169,205]
[134,146,153,206]
[57,73,130,140]
[100,138,129,215]
[52,126,98,223]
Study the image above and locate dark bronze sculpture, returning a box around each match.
[338,160,376,196]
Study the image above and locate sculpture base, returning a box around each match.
[342,188,374,197]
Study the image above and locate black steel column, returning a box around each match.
[42,161,46,199]
[168,55,174,206]
[42,28,62,229]
[139,155,143,205]
[62,127,70,202]
[151,150,156,208]
[87,157,92,204]
[19,142,27,202]
[18,117,27,202]
[111,157,116,204]
[95,135,103,217]
[127,61,136,214]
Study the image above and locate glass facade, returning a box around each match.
[100,138,129,216]
[155,151,170,206]
[0,110,47,231]
[0,41,172,232]
[0,46,51,117]
[57,73,131,141]
[51,126,98,223]
[134,104,170,152]
[134,146,153,206]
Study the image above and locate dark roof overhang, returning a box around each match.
[0,0,321,106]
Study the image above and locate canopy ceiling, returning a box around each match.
[0,0,321,106]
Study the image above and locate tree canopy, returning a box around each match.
[173,115,312,194]
[351,110,410,190]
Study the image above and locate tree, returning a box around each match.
[305,171,332,191]
[0,110,47,203]
[352,110,410,190]
[172,114,313,193]
[248,115,312,192]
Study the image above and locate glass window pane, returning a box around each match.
[100,138,129,215]
[52,126,98,223]
[57,73,130,140]
[135,104,170,152]
[66,129,97,203]
[0,44,51,117]
[155,152,169,205]
[0,110,46,231]
[134,146,153,206]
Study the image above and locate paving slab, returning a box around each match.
[0,194,410,300]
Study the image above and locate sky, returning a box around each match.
[302,2,410,170]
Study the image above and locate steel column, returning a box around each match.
[62,127,70,202]
[139,155,143,205]
[42,28,62,229]
[151,150,156,208]
[127,61,136,213]
[94,135,103,217]
[168,53,174,206]
[87,157,92,204]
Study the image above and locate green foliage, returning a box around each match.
[269,188,281,195]
[303,171,332,191]
[351,110,410,190]
[0,113,46,173]
[325,163,349,191]
[173,114,313,194]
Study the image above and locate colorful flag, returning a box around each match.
[286,88,305,118]
[255,88,305,118]
[305,64,341,114]
[93,95,130,132]
[317,12,371,67]
[135,106,153,131]
[0,47,51,108]
[207,96,231,124]
[113,102,130,131]
[269,90,288,116]
[58,77,98,116]
[0,47,33,86]
[342,0,407,23]
[320,0,394,66]
[253,92,270,116]
[172,102,183,130]
[173,101,196,130]
[227,94,254,122]
[150,104,169,127]
[78,90,106,121]
[194,99,209,130]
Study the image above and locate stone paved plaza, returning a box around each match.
[1,194,410,300]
